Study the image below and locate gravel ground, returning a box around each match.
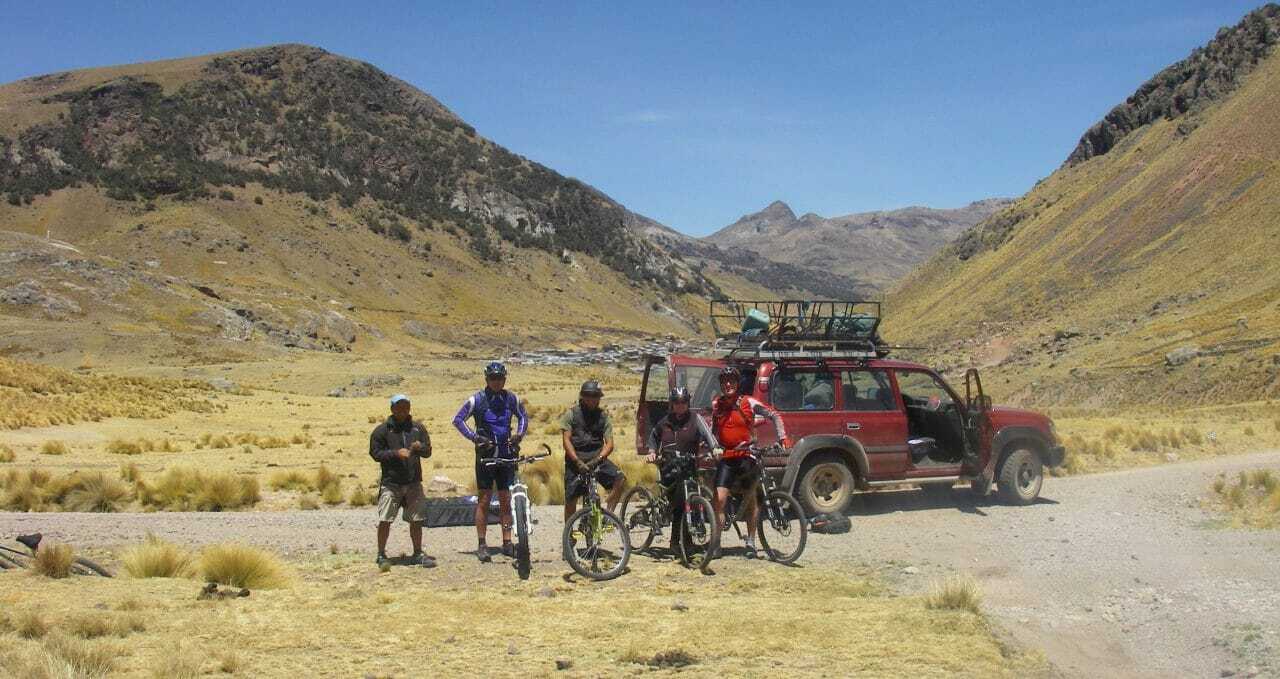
[3,450,1279,678]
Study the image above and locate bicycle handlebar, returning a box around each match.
[479,452,551,467]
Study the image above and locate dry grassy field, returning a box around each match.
[0,543,1047,678]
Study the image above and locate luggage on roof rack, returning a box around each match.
[709,299,889,359]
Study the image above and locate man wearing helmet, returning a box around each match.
[560,380,625,523]
[453,361,529,563]
[644,386,717,554]
[711,365,791,559]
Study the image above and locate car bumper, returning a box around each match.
[1045,445,1066,468]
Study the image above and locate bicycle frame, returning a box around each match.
[479,443,551,538]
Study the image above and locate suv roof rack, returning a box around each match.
[709,299,888,360]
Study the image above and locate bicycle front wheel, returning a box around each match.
[619,485,658,552]
[513,494,531,581]
[563,506,630,581]
[676,493,719,571]
[755,490,807,565]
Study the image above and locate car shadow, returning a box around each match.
[841,487,1058,518]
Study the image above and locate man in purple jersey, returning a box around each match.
[453,361,529,563]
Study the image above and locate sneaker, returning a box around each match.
[476,545,492,563]
[501,542,515,558]
[376,554,390,569]
[408,552,436,568]
[743,542,758,560]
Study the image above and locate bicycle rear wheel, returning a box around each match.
[0,545,31,570]
[676,493,719,570]
[619,486,658,552]
[563,506,630,581]
[70,557,113,577]
[513,494,531,580]
[755,490,807,565]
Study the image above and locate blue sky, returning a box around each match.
[0,1,1265,235]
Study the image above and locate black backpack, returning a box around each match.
[810,512,851,534]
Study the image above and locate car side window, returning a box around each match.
[895,371,958,411]
[838,370,895,411]
[771,371,835,411]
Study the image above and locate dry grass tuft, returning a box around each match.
[1209,468,1280,528]
[31,542,75,578]
[67,612,145,639]
[199,544,290,589]
[104,438,143,455]
[299,495,320,510]
[269,470,315,492]
[138,468,259,511]
[36,633,119,677]
[121,535,197,579]
[348,485,374,507]
[924,574,983,614]
[39,440,69,456]
[0,444,14,462]
[14,610,49,639]
[62,472,132,512]
[524,458,566,505]
[118,462,141,482]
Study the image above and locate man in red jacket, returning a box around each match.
[710,366,791,559]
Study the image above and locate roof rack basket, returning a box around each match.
[709,299,888,359]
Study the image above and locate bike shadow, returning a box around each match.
[843,487,1059,518]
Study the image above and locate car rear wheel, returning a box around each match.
[996,448,1042,505]
[797,453,854,517]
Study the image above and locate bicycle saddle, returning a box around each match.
[16,533,42,551]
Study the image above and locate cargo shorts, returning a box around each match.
[377,482,427,523]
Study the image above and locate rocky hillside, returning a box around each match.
[885,4,1280,409]
[0,45,781,367]
[705,198,1009,288]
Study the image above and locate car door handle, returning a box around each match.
[845,422,861,431]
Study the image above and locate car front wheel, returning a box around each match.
[797,453,855,516]
[996,448,1043,505]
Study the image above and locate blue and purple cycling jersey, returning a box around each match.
[453,389,528,457]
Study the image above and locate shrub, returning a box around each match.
[15,609,49,638]
[299,495,319,510]
[62,472,132,512]
[0,444,14,462]
[269,470,315,492]
[218,189,235,201]
[40,440,69,455]
[199,544,290,589]
[40,633,119,676]
[315,465,340,493]
[348,485,374,507]
[524,458,566,505]
[139,468,260,511]
[121,535,197,578]
[32,542,75,578]
[321,483,344,505]
[119,463,141,482]
[254,195,264,205]
[104,438,143,455]
[924,574,982,613]
[1244,426,1256,437]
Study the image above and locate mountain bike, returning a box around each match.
[620,443,719,569]
[563,462,631,581]
[716,444,808,565]
[0,533,113,576]
[479,442,552,580]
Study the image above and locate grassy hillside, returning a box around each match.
[0,45,781,366]
[885,13,1280,409]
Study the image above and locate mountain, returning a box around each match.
[630,212,877,300]
[705,198,1010,288]
[0,45,779,366]
[884,4,1280,408]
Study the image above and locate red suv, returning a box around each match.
[635,301,1065,517]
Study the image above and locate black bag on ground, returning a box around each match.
[423,496,500,528]
[810,512,851,534]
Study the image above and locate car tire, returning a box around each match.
[796,452,855,517]
[996,448,1042,505]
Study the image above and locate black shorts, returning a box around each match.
[564,456,624,501]
[715,457,760,493]
[475,456,516,492]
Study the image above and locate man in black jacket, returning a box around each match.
[369,394,435,568]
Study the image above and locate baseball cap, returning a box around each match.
[390,394,410,406]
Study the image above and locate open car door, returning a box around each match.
[635,355,669,455]
[964,369,996,493]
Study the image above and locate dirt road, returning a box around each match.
[3,451,1278,678]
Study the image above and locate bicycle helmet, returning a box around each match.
[669,386,691,403]
[718,366,741,383]
[579,380,604,397]
[484,361,507,379]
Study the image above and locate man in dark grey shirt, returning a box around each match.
[369,394,435,568]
